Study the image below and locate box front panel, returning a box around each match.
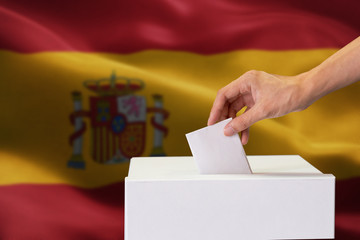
[125,177,334,240]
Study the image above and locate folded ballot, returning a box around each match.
[186,118,252,174]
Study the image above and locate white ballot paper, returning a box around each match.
[186,118,252,174]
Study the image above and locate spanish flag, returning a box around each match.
[0,0,359,239]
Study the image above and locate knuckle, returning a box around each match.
[217,88,224,97]
[238,120,248,132]
[233,118,248,132]
[242,70,262,85]
[245,70,259,78]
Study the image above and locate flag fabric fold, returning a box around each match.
[0,0,359,239]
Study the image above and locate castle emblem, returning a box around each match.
[68,72,169,169]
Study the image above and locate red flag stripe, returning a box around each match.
[0,0,359,53]
[0,178,359,239]
[0,183,124,239]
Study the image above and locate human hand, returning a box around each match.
[207,70,309,145]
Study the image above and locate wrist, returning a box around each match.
[293,71,317,111]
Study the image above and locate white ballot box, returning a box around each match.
[125,156,335,240]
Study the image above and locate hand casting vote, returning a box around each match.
[208,36,360,145]
[207,71,309,145]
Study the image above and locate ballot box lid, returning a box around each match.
[127,155,332,181]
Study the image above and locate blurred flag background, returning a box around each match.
[0,0,359,239]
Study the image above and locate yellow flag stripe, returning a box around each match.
[0,49,359,188]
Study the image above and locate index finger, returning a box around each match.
[207,80,242,125]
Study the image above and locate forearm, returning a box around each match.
[300,36,360,106]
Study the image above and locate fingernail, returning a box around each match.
[224,125,235,136]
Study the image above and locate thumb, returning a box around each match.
[224,107,261,136]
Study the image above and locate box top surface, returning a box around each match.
[127,155,334,180]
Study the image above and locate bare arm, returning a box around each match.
[301,36,360,104]
[208,37,360,145]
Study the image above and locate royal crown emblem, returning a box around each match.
[68,72,169,169]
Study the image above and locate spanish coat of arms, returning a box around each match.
[68,72,169,169]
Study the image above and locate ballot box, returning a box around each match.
[125,155,335,240]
